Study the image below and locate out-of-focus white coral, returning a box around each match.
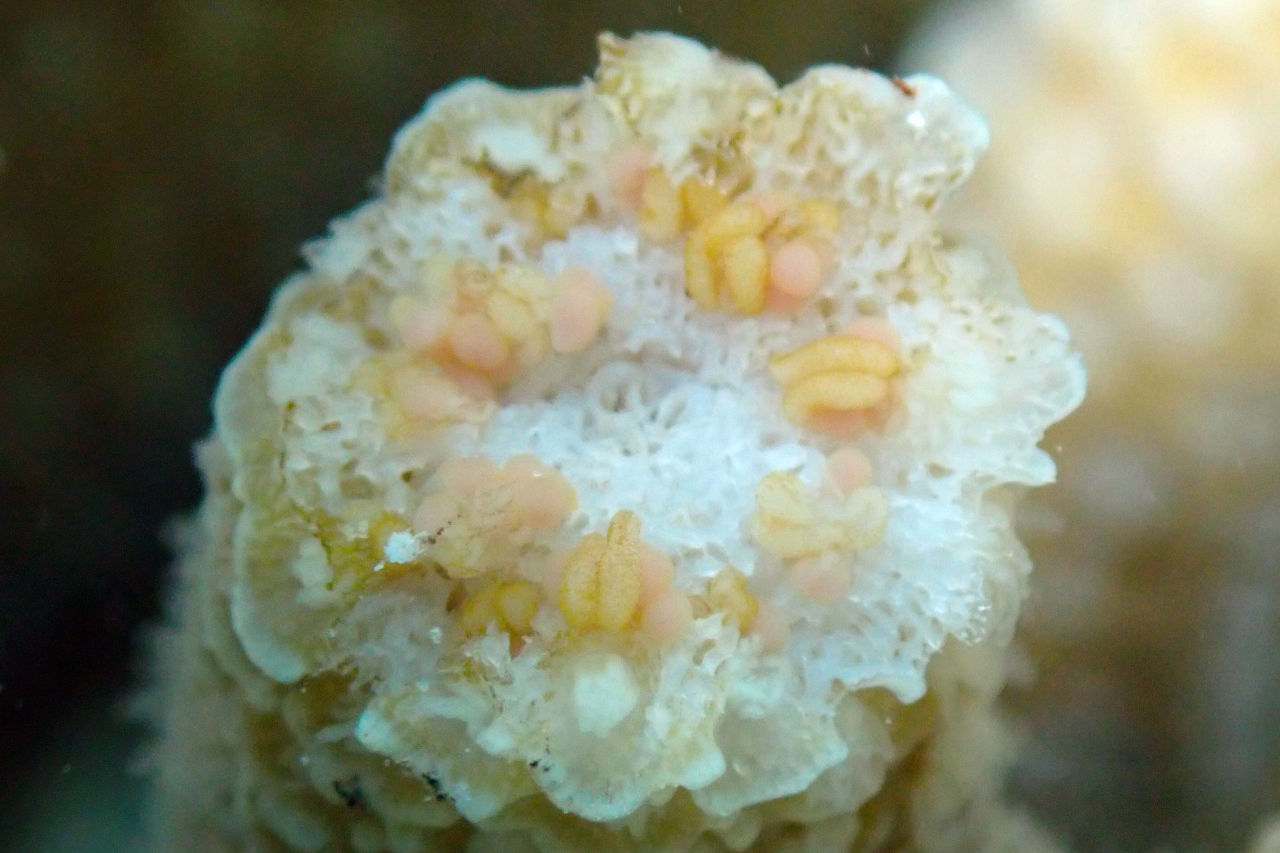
[146,33,1082,852]
[1252,814,1280,853]
[905,0,1280,840]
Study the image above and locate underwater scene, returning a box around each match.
[2,2,1277,851]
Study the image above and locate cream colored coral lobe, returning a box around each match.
[148,32,1083,853]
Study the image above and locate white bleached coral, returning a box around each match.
[147,32,1083,852]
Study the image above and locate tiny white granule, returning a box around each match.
[572,654,639,736]
[383,531,421,565]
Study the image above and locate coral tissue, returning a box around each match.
[148,33,1083,852]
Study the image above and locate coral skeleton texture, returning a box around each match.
[146,33,1083,852]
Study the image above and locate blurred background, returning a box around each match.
[2,1,1277,850]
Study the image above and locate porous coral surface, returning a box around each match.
[147,33,1083,852]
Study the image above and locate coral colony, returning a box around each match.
[148,34,1083,852]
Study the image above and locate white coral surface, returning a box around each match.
[148,33,1083,852]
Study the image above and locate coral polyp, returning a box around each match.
[148,33,1083,852]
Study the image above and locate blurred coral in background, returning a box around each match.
[904,0,1280,848]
